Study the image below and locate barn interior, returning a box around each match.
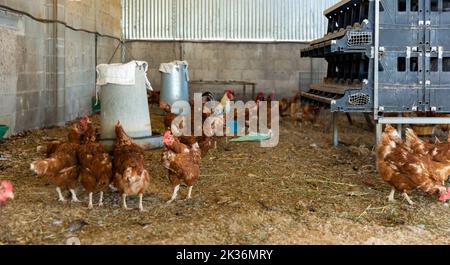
[1,0,450,245]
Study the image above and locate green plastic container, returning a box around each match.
[92,97,101,113]
[0,125,9,139]
[230,132,271,142]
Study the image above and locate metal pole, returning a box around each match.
[120,41,126,63]
[374,0,381,144]
[252,84,256,99]
[378,117,450,124]
[120,0,126,63]
[376,123,383,144]
[332,112,339,147]
[95,34,98,77]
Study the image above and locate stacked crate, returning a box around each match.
[301,0,450,114]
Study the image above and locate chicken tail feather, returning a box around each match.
[377,125,401,160]
[405,128,427,155]
[115,121,133,146]
[30,158,61,176]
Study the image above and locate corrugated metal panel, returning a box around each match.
[122,0,340,42]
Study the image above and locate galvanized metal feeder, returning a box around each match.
[159,61,190,111]
[96,61,163,151]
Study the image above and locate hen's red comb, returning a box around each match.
[225,89,235,95]
[438,187,450,202]
[163,130,172,141]
[1,180,13,192]
[79,117,89,126]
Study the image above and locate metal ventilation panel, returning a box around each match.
[122,0,340,42]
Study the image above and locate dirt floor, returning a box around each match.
[1,109,450,245]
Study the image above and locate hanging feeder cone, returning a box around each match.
[159,60,190,110]
[96,60,163,151]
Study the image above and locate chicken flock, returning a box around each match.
[2,89,443,212]
[30,118,151,211]
[25,90,319,212]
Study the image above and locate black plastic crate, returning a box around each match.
[300,0,450,113]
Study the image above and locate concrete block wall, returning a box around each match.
[0,0,121,135]
[0,0,47,133]
[125,41,327,100]
[64,29,96,122]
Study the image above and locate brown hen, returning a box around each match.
[288,92,320,127]
[78,122,112,209]
[112,122,150,212]
[30,124,84,203]
[44,117,90,157]
[377,125,450,205]
[161,130,201,204]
